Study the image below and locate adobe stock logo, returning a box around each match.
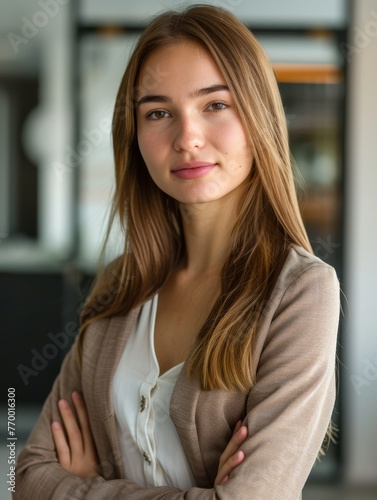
[340,10,377,62]
[350,356,377,396]
[17,321,78,386]
[7,0,71,54]
[53,119,112,181]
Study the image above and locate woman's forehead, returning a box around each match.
[136,41,226,100]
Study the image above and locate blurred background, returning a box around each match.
[0,0,376,498]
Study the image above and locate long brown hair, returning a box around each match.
[79,4,312,392]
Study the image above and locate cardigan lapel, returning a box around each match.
[170,363,212,488]
[95,307,141,478]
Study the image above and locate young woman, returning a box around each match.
[15,5,340,499]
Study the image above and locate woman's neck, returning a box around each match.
[178,193,240,278]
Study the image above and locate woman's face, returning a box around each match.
[136,40,253,206]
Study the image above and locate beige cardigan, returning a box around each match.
[14,245,340,499]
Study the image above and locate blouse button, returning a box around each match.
[143,450,151,465]
[140,395,146,412]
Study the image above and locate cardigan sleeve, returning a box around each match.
[14,261,339,499]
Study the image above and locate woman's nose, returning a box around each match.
[173,116,205,152]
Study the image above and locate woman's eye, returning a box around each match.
[145,110,170,120]
[207,101,229,112]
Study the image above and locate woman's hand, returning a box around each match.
[215,420,248,486]
[51,391,99,478]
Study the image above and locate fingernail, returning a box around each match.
[238,425,247,437]
[58,399,68,408]
[52,421,60,430]
[72,391,81,400]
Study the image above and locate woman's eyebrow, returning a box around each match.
[189,84,229,99]
[136,84,229,106]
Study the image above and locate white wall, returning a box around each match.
[344,0,377,485]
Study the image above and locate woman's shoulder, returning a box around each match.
[263,243,340,323]
[276,243,339,292]
[252,244,340,362]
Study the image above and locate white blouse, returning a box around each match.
[112,294,196,489]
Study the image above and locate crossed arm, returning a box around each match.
[51,391,247,484]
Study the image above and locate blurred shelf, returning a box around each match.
[274,63,343,83]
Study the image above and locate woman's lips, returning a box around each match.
[172,161,216,179]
